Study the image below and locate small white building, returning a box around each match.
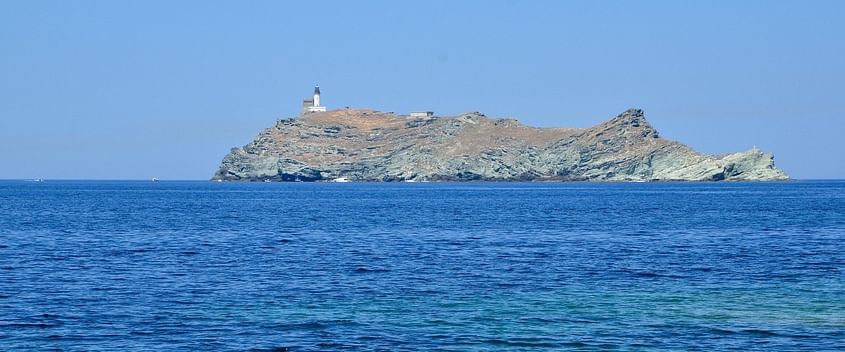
[409,111,434,118]
[301,85,326,114]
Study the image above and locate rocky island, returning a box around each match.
[213,108,788,182]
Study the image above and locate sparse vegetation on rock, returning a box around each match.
[213,108,788,182]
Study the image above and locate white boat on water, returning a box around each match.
[332,177,351,183]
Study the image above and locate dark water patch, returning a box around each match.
[267,322,331,331]
[632,271,660,278]
[496,282,523,288]
[129,331,153,336]
[0,322,62,329]
[561,341,590,347]
[483,337,562,347]
[188,289,216,295]
[109,248,153,256]
[622,270,689,279]
[353,267,390,273]
[708,326,740,335]
[313,341,369,349]
[741,328,781,337]
[250,347,291,352]
[162,300,198,305]
[522,316,599,324]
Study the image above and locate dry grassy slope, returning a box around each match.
[213,108,788,181]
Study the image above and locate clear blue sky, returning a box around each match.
[1,0,843,179]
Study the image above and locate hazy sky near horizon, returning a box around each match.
[1,0,843,179]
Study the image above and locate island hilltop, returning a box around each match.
[213,86,788,182]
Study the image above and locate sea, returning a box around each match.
[0,180,843,351]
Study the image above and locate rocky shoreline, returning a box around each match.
[213,108,788,182]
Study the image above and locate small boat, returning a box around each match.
[332,177,350,183]
[151,178,159,182]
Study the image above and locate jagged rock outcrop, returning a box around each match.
[213,108,788,182]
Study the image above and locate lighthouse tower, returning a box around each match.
[301,85,327,114]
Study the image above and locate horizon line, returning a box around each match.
[2,178,844,182]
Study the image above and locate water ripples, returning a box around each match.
[0,181,844,350]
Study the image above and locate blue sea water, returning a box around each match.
[0,181,843,351]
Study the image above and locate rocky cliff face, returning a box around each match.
[213,108,788,182]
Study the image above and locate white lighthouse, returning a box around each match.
[301,85,326,114]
